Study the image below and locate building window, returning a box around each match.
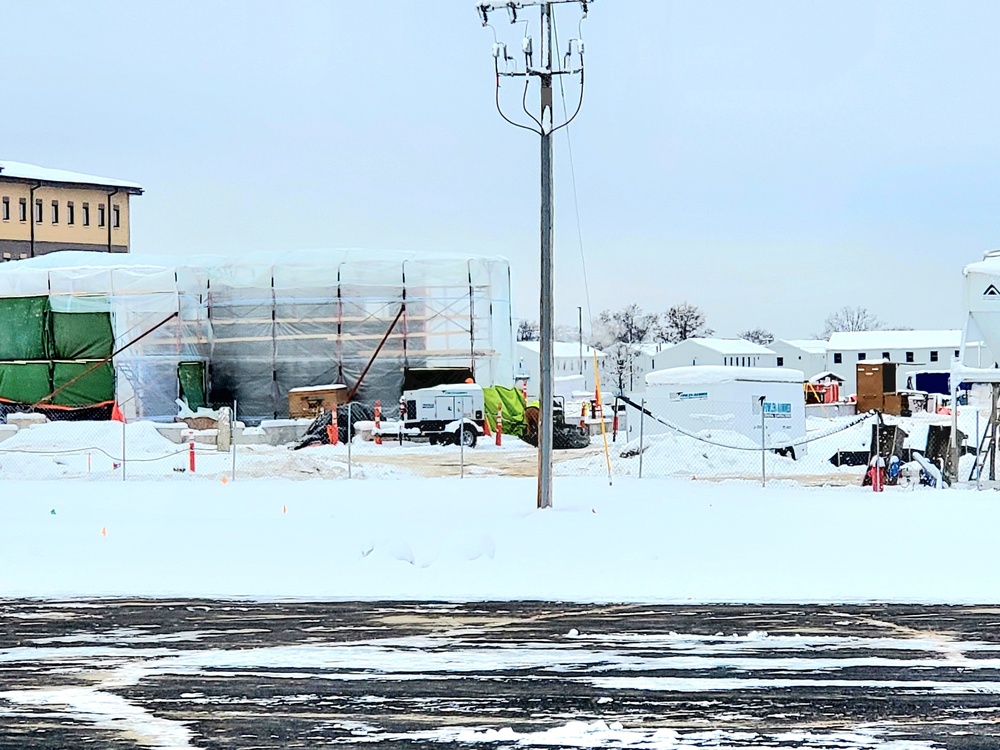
[112,205,120,228]
[857,353,866,361]
[834,353,842,364]
[930,350,939,362]
[955,350,961,358]
[97,204,105,227]
[1,197,8,221]
[67,202,74,225]
[34,199,43,223]
[51,201,58,224]
[18,198,26,222]
[776,356,784,367]
[82,203,90,226]
[906,351,914,363]
[882,352,890,360]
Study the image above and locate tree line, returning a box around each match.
[517,304,890,347]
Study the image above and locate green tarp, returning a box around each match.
[178,361,206,410]
[52,311,114,359]
[483,385,527,437]
[0,362,52,404]
[51,361,115,406]
[0,297,49,360]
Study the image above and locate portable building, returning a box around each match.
[651,338,777,370]
[627,365,807,450]
[0,250,514,422]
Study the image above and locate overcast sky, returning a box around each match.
[4,1,1000,338]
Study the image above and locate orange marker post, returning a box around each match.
[495,406,503,447]
[374,400,383,445]
[189,441,196,473]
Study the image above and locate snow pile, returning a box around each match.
[3,476,1000,602]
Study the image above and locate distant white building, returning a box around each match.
[771,339,829,380]
[824,330,989,395]
[515,340,605,398]
[650,338,777,372]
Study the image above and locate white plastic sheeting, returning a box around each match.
[0,250,514,421]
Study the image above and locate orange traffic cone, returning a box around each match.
[483,415,492,438]
[111,402,126,423]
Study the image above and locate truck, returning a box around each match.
[391,383,486,447]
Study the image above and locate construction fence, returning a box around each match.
[1,394,984,488]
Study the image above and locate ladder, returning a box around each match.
[970,384,1000,483]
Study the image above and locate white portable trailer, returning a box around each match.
[627,366,807,451]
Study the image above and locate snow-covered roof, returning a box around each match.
[826,330,961,351]
[517,340,606,359]
[0,160,142,192]
[808,371,845,383]
[647,365,804,387]
[677,338,775,355]
[777,339,829,354]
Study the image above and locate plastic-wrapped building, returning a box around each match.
[0,250,514,421]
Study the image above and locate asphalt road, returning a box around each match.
[2,601,1000,749]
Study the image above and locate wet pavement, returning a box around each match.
[2,601,1000,748]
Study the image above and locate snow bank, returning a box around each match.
[3,476,1000,603]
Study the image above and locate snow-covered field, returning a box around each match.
[2,474,999,602]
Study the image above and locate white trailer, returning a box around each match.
[626,366,807,453]
[396,383,486,447]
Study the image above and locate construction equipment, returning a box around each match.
[522,397,590,450]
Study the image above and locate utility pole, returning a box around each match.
[478,0,590,510]
[578,305,584,376]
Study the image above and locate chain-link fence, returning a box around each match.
[0,395,989,486]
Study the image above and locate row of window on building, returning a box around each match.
[831,350,959,364]
[1,196,119,228]
[723,356,763,367]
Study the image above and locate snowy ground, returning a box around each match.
[2,474,999,602]
[0,407,984,485]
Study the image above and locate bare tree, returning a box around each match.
[739,327,774,346]
[591,304,659,347]
[590,305,659,395]
[516,319,539,342]
[821,306,883,339]
[658,302,714,343]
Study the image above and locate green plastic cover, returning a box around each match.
[52,311,114,359]
[0,362,52,404]
[483,385,527,437]
[50,361,115,406]
[178,361,207,410]
[0,297,49,360]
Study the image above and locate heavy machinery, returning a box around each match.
[522,397,590,450]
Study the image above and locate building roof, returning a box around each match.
[647,365,804,387]
[777,339,829,354]
[0,160,143,193]
[678,337,775,355]
[517,340,606,359]
[826,330,961,351]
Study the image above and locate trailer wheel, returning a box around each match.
[428,435,439,446]
[457,425,477,448]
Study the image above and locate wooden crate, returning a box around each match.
[288,384,348,418]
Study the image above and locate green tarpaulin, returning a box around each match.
[0,362,52,404]
[178,361,206,410]
[51,361,115,406]
[52,311,114,360]
[0,297,49,360]
[483,385,527,437]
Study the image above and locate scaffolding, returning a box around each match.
[0,250,514,422]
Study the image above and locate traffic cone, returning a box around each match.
[111,402,126,423]
[482,415,492,438]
